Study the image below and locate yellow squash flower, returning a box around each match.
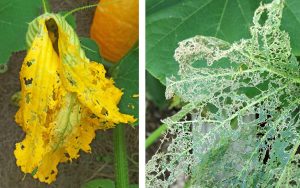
[14,13,135,184]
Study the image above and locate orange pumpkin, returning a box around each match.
[90,0,139,63]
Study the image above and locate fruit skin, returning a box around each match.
[90,0,139,63]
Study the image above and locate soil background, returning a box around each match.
[0,1,138,187]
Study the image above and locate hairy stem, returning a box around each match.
[64,3,99,18]
[63,0,122,18]
[113,124,129,188]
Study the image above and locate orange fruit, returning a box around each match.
[90,0,139,63]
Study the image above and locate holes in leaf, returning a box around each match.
[21,145,25,150]
[296,145,300,154]
[285,144,293,151]
[256,132,265,138]
[23,77,33,85]
[291,160,297,166]
[64,153,70,159]
[225,97,232,105]
[90,114,97,119]
[262,148,270,164]
[239,87,261,98]
[68,78,76,86]
[51,170,55,175]
[260,114,271,128]
[258,11,268,26]
[52,90,57,101]
[205,103,218,114]
[26,61,33,67]
[31,167,38,176]
[230,117,238,130]
[101,108,108,116]
[289,180,297,186]
[91,70,96,76]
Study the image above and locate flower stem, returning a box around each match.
[113,124,129,188]
[41,0,50,13]
[63,3,99,18]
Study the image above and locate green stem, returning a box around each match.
[63,0,122,18]
[64,3,99,18]
[41,0,50,13]
[146,124,167,149]
[113,124,129,188]
[146,103,196,148]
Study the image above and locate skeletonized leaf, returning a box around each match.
[147,0,300,187]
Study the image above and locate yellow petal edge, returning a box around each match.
[14,13,136,184]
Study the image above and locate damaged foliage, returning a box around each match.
[146,0,300,187]
[15,13,135,184]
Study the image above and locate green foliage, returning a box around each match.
[146,71,168,109]
[60,11,76,29]
[146,0,300,85]
[146,0,300,187]
[82,179,115,188]
[80,37,102,62]
[80,37,114,68]
[111,48,139,123]
[0,0,42,70]
[279,0,300,55]
[81,179,138,188]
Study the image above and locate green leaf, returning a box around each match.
[0,0,42,65]
[129,184,138,188]
[80,37,114,68]
[146,0,261,84]
[59,11,76,29]
[81,179,115,188]
[111,48,139,124]
[146,0,181,15]
[80,37,102,62]
[146,0,300,84]
[281,0,300,56]
[146,71,168,109]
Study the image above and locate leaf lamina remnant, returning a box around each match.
[147,0,300,187]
